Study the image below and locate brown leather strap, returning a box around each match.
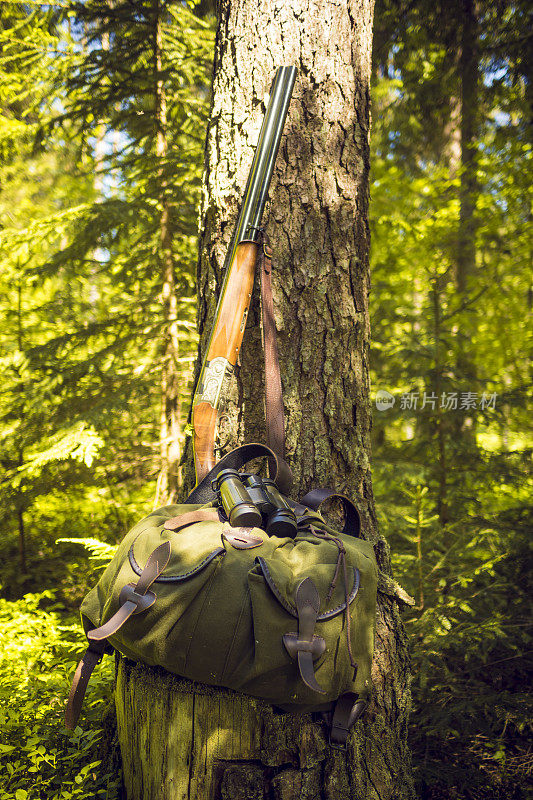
[329,692,367,748]
[186,442,292,504]
[88,600,139,641]
[65,541,172,729]
[163,509,220,531]
[133,540,171,594]
[65,640,106,730]
[186,231,291,503]
[282,577,326,694]
[300,488,361,538]
[258,232,286,461]
[87,540,171,641]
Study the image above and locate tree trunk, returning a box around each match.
[116,0,415,797]
[431,283,449,527]
[453,0,480,456]
[457,0,479,294]
[154,0,183,503]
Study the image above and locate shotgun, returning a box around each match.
[192,66,296,484]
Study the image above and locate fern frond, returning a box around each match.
[57,537,117,563]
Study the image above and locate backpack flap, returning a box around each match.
[84,514,229,662]
[243,532,377,710]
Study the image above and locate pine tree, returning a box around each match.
[0,1,214,593]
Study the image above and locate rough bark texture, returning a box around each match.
[189,0,378,495]
[116,0,415,797]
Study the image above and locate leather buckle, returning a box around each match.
[118,583,156,614]
[330,724,350,750]
[282,578,326,694]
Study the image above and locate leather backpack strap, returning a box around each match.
[282,578,326,694]
[329,692,368,749]
[87,540,171,641]
[65,639,107,730]
[163,509,220,531]
[186,442,293,504]
[258,231,286,461]
[65,540,171,730]
[299,488,361,538]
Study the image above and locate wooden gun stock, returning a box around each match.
[192,241,258,481]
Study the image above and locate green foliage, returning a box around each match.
[0,591,119,799]
[0,0,214,596]
[371,2,532,796]
[1,0,530,797]
[56,538,118,565]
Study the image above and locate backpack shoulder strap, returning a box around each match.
[329,693,368,749]
[65,639,107,730]
[299,488,361,538]
[186,442,293,504]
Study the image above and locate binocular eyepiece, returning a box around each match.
[213,469,297,538]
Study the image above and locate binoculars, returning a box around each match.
[212,469,297,538]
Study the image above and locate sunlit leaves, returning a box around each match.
[21,423,105,474]
[0,591,120,799]
[56,537,117,564]
[371,2,532,793]
[0,1,214,598]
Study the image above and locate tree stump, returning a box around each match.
[115,645,413,800]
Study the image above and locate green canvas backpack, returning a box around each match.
[66,443,378,748]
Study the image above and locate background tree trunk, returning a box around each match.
[456,0,479,294]
[155,0,183,504]
[116,0,415,797]
[452,0,480,464]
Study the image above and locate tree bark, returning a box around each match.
[154,0,183,503]
[116,0,415,797]
[457,0,479,294]
[453,0,480,453]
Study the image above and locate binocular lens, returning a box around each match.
[214,469,263,529]
[266,508,298,538]
[214,470,297,537]
[262,479,297,537]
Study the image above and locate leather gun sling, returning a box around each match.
[258,232,286,461]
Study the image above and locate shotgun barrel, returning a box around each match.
[192,66,296,484]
